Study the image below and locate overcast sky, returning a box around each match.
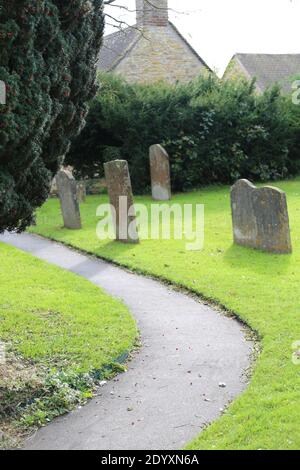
[105,0,300,76]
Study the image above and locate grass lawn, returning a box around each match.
[0,243,137,448]
[30,179,300,450]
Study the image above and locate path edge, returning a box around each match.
[8,231,259,448]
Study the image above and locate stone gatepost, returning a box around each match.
[149,144,171,201]
[104,160,139,243]
[231,179,292,254]
[56,169,82,230]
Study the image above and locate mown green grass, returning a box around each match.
[0,243,137,445]
[30,179,300,450]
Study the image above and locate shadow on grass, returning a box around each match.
[223,244,292,276]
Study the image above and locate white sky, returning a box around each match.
[105,0,300,76]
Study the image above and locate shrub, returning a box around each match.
[0,0,104,231]
[66,73,300,193]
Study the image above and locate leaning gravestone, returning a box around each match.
[56,169,82,229]
[149,144,171,201]
[77,182,86,203]
[231,179,292,254]
[104,160,139,243]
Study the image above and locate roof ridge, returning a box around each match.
[236,52,300,57]
[109,32,141,71]
[98,26,141,72]
[168,21,212,72]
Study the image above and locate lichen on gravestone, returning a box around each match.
[231,179,292,254]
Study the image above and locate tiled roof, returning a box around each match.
[234,53,300,93]
[97,27,140,72]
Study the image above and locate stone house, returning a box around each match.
[97,0,211,84]
[223,53,300,94]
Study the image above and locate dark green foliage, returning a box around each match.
[0,0,104,231]
[67,73,300,193]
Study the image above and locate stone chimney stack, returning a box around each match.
[136,0,169,27]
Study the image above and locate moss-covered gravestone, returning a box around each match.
[231,179,292,254]
[56,169,81,230]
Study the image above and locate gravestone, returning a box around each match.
[149,144,171,201]
[56,169,82,229]
[0,80,6,105]
[77,182,86,203]
[231,180,257,249]
[104,160,139,243]
[231,179,292,254]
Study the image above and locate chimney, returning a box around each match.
[136,0,169,27]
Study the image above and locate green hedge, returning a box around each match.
[66,73,300,193]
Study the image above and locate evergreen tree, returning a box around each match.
[0,0,104,231]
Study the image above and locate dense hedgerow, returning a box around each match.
[66,73,300,193]
[0,0,104,231]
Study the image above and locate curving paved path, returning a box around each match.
[1,233,253,450]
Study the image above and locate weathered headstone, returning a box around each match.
[77,182,86,203]
[0,80,6,105]
[104,160,139,243]
[56,169,82,229]
[231,180,257,249]
[231,179,292,254]
[149,144,171,201]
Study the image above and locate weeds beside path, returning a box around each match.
[0,243,137,448]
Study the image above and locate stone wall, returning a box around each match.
[223,56,262,93]
[114,24,208,85]
[223,57,248,82]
